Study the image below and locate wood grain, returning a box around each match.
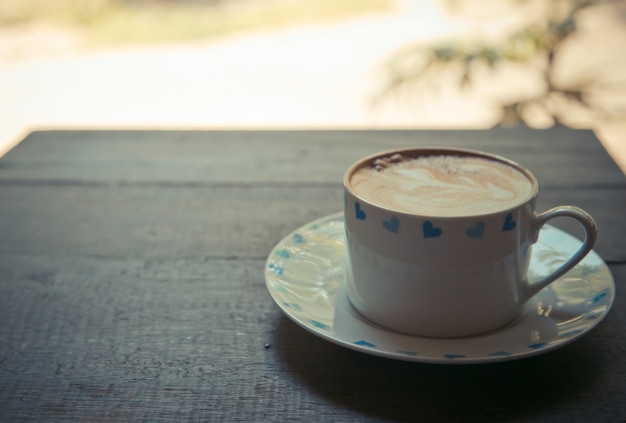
[0,129,624,422]
[1,128,623,186]
[0,256,623,421]
[0,183,623,261]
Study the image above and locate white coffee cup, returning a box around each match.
[343,147,597,337]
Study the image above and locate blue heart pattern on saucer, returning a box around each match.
[267,214,614,362]
[354,202,517,239]
[268,226,612,359]
[269,232,536,359]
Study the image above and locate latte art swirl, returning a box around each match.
[350,154,533,216]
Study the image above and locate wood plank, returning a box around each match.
[0,255,623,422]
[0,129,624,421]
[0,184,342,259]
[0,184,623,261]
[0,255,281,421]
[1,128,623,186]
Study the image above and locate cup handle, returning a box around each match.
[521,206,598,302]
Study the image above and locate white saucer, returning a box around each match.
[265,213,615,364]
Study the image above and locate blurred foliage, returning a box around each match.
[379,0,626,127]
[0,0,392,45]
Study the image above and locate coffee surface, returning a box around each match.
[350,154,533,216]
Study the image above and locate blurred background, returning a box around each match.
[1,0,625,171]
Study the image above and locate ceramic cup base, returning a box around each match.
[345,239,531,337]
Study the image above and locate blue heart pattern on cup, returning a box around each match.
[383,217,400,234]
[352,202,517,239]
[355,202,366,220]
[466,221,485,239]
[423,221,442,238]
[502,213,516,231]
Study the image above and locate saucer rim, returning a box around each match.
[265,212,615,364]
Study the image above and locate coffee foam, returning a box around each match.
[350,154,533,216]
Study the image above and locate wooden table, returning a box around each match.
[1,127,624,421]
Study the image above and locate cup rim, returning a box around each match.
[343,147,539,220]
